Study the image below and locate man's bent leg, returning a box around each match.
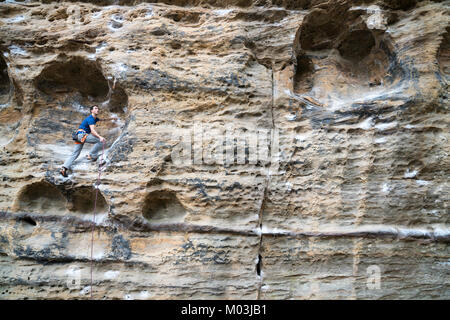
[85,134,103,159]
[63,143,84,169]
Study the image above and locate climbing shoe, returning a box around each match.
[60,167,68,177]
[86,154,98,162]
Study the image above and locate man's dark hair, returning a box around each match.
[90,105,98,112]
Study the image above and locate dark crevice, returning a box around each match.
[293,54,314,94]
[0,55,11,104]
[256,183,268,300]
[256,254,262,276]
[256,65,276,300]
[438,27,449,81]
[337,29,375,61]
[20,216,37,227]
[2,210,449,242]
[298,5,351,51]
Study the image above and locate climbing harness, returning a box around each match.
[73,129,88,145]
[90,141,105,300]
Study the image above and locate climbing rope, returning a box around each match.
[90,141,105,300]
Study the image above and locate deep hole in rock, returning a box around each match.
[0,55,11,104]
[69,186,108,214]
[293,54,314,94]
[142,190,186,223]
[36,56,109,101]
[35,56,128,114]
[298,6,349,51]
[293,4,397,106]
[16,181,66,214]
[20,216,37,227]
[337,30,375,61]
[256,254,262,276]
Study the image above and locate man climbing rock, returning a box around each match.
[60,105,116,177]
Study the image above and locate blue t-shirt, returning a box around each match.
[79,115,100,134]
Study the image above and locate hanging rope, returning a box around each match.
[90,141,105,300]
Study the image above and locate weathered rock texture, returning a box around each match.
[0,0,448,299]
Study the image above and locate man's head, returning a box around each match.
[90,105,99,116]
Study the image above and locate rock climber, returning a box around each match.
[60,105,117,177]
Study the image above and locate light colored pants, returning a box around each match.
[63,133,103,169]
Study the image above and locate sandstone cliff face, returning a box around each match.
[0,0,448,299]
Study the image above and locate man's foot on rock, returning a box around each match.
[86,154,98,162]
[60,167,68,177]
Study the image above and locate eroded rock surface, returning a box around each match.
[0,0,448,299]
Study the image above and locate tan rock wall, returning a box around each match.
[0,0,448,299]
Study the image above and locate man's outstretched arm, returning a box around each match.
[100,117,119,121]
